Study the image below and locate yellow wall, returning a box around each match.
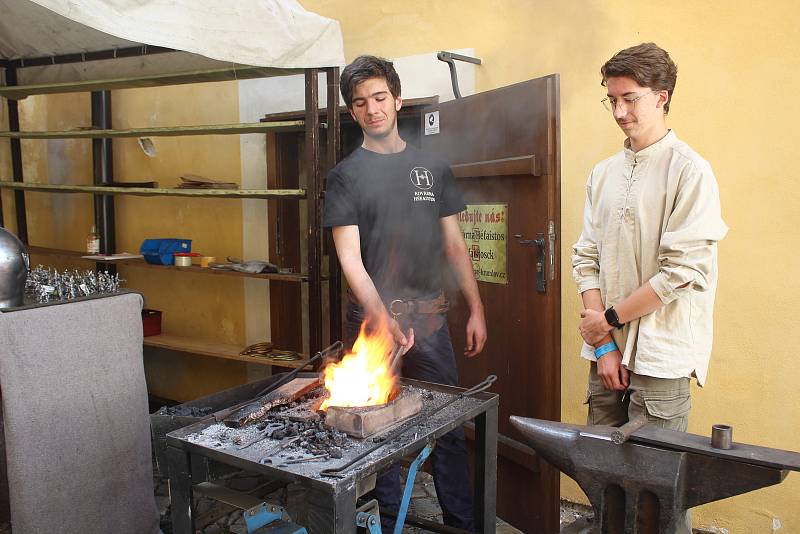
[110,81,246,345]
[300,0,799,531]
[2,0,798,530]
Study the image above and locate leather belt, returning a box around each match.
[388,292,449,317]
[347,290,450,317]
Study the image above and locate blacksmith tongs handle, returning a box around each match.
[213,341,344,423]
[461,374,497,396]
[252,340,344,399]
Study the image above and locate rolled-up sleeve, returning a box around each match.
[649,160,728,304]
[572,174,601,294]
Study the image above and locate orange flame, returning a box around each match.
[320,318,397,411]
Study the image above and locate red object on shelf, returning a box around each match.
[142,309,162,337]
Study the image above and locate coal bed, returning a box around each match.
[182,383,478,478]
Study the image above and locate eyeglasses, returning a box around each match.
[601,90,657,112]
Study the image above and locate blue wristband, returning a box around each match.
[594,342,618,359]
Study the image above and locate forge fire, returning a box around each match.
[320,318,401,411]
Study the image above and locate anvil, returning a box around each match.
[510,417,800,534]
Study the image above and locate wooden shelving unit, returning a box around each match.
[2,54,341,375]
[27,246,315,282]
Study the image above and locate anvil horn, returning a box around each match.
[509,416,580,478]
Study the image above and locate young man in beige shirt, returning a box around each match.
[572,43,727,435]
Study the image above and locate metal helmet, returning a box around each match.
[0,227,28,309]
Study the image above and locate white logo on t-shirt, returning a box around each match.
[409,167,434,190]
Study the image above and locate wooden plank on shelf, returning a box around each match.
[0,181,306,199]
[450,154,541,178]
[27,246,311,282]
[27,246,84,258]
[125,260,310,282]
[259,95,441,123]
[144,334,311,369]
[0,121,305,139]
[0,65,305,100]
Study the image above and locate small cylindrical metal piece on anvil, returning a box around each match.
[611,413,649,444]
[711,424,733,449]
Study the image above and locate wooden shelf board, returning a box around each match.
[260,95,440,123]
[27,246,310,282]
[144,333,311,369]
[0,120,305,139]
[0,65,306,100]
[0,181,305,199]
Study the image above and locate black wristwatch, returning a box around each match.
[604,307,624,329]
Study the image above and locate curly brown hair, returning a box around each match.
[340,55,401,109]
[601,43,678,114]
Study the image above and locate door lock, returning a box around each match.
[514,233,546,293]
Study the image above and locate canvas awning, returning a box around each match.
[0,0,345,96]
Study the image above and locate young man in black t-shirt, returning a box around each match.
[323,55,487,532]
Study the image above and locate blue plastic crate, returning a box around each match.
[139,238,192,265]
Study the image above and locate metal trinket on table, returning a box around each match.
[25,265,123,304]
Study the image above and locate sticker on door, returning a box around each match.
[424,111,439,135]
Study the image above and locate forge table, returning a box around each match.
[166,379,499,534]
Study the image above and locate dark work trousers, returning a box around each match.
[345,303,475,533]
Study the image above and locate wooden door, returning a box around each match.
[422,75,561,533]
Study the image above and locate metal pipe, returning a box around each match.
[8,45,173,70]
[5,67,28,243]
[711,424,733,450]
[381,510,472,534]
[436,51,481,99]
[91,91,116,273]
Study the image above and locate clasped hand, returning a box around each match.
[579,308,612,345]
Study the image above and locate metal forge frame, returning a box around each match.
[166,379,499,534]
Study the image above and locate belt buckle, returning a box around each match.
[389,299,405,319]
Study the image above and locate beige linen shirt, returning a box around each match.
[572,131,727,385]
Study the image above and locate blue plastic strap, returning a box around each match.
[594,342,618,359]
[393,442,435,534]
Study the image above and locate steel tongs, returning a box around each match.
[213,340,344,424]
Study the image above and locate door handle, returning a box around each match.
[514,233,546,293]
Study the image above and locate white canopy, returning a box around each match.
[0,0,345,88]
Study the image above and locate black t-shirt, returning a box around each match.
[323,145,465,299]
